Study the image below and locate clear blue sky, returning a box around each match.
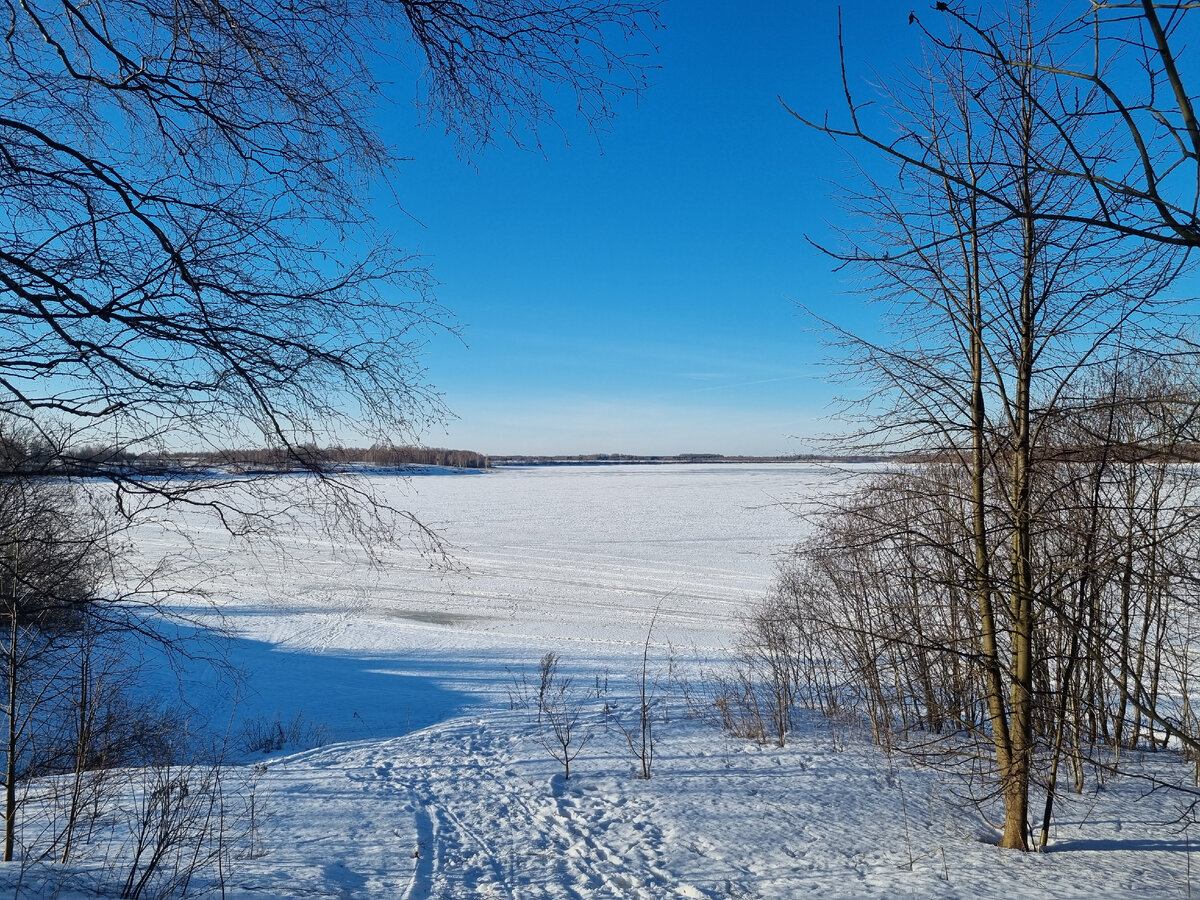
[377,3,919,456]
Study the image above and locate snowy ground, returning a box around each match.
[11,464,1200,898]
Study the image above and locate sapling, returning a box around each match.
[619,602,666,779]
[531,652,593,780]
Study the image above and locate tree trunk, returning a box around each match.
[5,598,18,862]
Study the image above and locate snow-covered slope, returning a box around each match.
[12,464,1196,898]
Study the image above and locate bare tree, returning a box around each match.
[0,469,112,861]
[616,605,667,779]
[529,653,594,780]
[0,2,660,856]
[788,1,1192,849]
[0,0,660,511]
[872,4,1200,249]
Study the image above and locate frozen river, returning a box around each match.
[130,462,837,736]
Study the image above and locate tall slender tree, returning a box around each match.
[791,3,1184,848]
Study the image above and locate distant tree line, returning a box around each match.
[161,444,491,472]
[344,445,491,470]
[0,438,490,475]
[489,453,845,466]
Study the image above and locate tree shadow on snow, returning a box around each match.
[132,623,476,750]
[1050,837,1193,853]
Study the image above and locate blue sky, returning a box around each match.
[378,3,918,456]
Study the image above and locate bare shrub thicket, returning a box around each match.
[709,669,768,745]
[3,663,255,897]
[511,639,676,781]
[716,577,845,748]
[239,712,329,757]
[7,701,265,899]
[511,653,600,780]
[0,472,130,863]
[0,434,254,892]
[113,747,239,900]
[734,414,1200,843]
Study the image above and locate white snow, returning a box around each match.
[10,463,1200,898]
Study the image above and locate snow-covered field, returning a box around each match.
[14,464,1200,898]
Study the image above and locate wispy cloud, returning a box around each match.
[679,373,815,394]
